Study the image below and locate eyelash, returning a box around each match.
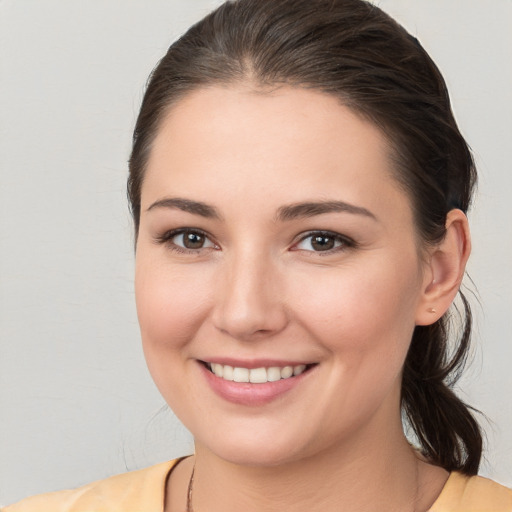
[154,228,356,255]
[292,230,356,255]
[154,228,218,255]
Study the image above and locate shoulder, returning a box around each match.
[3,459,180,512]
[430,471,512,512]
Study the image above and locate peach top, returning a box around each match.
[5,458,512,511]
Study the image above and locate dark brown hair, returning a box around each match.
[128,0,481,474]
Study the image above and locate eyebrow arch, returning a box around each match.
[146,197,222,219]
[276,200,377,222]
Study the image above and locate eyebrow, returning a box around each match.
[276,200,377,222]
[146,197,377,222]
[146,197,222,219]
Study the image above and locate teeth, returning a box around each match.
[267,367,281,382]
[293,364,306,376]
[209,363,309,383]
[211,363,223,378]
[249,367,267,383]
[222,365,234,381]
[233,367,249,383]
[280,366,293,379]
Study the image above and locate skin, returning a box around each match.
[135,85,470,512]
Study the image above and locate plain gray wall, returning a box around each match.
[1,0,510,505]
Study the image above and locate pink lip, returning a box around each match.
[199,361,315,406]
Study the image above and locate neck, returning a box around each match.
[187,421,430,512]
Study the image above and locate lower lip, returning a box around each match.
[200,363,313,406]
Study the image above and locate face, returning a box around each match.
[135,85,431,466]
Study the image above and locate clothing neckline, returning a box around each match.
[160,457,461,512]
[427,471,464,511]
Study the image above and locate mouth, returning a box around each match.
[202,361,316,383]
[199,359,318,405]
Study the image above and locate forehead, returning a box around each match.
[142,85,409,221]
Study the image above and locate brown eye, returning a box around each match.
[167,230,216,251]
[310,235,335,251]
[294,231,353,253]
[183,231,206,249]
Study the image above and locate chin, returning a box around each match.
[194,422,321,468]
[211,445,299,468]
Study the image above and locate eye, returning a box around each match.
[156,228,217,252]
[174,230,214,249]
[293,231,354,253]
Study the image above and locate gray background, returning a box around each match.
[1,0,511,506]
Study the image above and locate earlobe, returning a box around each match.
[415,209,471,326]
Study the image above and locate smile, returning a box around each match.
[200,360,316,405]
[207,362,309,383]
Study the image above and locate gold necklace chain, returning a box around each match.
[186,464,195,512]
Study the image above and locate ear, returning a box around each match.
[415,209,471,326]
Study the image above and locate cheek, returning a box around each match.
[285,258,422,437]
[291,256,422,367]
[134,256,212,377]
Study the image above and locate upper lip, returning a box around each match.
[200,358,315,369]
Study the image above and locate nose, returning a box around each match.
[211,249,288,341]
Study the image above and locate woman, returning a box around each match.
[5,0,511,510]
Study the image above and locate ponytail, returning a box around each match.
[402,292,482,475]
